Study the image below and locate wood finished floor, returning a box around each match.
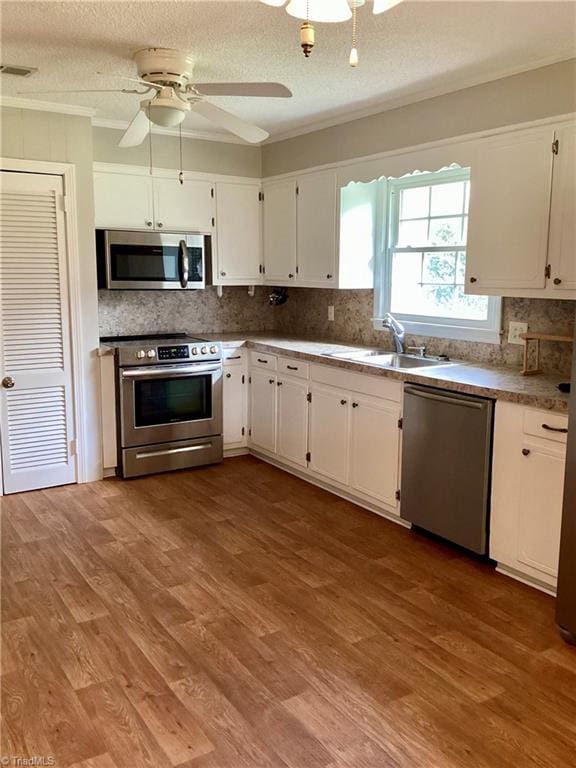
[1,455,576,768]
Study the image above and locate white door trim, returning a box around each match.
[0,157,89,487]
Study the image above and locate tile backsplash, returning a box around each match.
[98,287,574,376]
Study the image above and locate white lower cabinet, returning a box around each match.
[249,368,277,453]
[490,401,568,592]
[223,363,247,450]
[349,394,401,509]
[277,377,309,467]
[308,384,350,484]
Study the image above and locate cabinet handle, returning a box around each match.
[145,220,153,227]
[277,381,283,386]
[269,378,275,384]
[257,358,268,364]
[288,273,294,279]
[553,278,562,285]
[326,274,333,279]
[522,448,531,456]
[352,402,359,408]
[469,276,477,284]
[227,355,241,360]
[220,271,227,277]
[542,423,568,434]
[287,365,298,371]
[340,399,347,405]
[157,222,163,228]
[225,373,231,378]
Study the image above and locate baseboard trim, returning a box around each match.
[224,447,250,458]
[247,449,410,529]
[495,564,557,596]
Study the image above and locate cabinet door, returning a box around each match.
[297,170,337,286]
[517,440,566,577]
[263,179,297,284]
[249,369,277,453]
[215,182,262,283]
[549,125,576,292]
[153,177,214,232]
[277,377,309,467]
[94,172,154,230]
[349,394,400,509]
[308,384,349,484]
[223,366,247,448]
[466,128,554,292]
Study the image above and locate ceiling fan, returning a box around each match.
[21,48,292,145]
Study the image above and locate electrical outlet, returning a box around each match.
[327,305,335,322]
[508,321,528,345]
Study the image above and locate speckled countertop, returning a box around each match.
[207,333,570,414]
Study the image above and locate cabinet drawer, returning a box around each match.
[278,357,309,380]
[310,363,402,402]
[223,348,246,365]
[249,351,277,370]
[523,409,568,445]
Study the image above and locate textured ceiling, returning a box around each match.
[1,0,575,143]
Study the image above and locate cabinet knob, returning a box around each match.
[269,378,275,384]
[277,381,283,386]
[226,373,231,378]
[157,222,163,228]
[288,273,294,279]
[469,276,477,284]
[522,448,531,456]
[220,271,227,277]
[553,277,562,285]
[145,220,152,227]
[352,402,359,408]
[340,399,347,405]
[2,376,15,389]
[326,274,333,279]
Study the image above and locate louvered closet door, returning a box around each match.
[0,171,76,493]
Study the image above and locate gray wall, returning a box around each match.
[262,58,576,176]
[93,126,262,177]
[1,106,102,480]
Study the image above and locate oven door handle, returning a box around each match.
[179,239,189,288]
[121,364,221,379]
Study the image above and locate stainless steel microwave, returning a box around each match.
[96,230,210,290]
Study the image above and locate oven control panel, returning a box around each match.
[158,345,190,360]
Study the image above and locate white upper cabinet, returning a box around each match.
[549,124,576,292]
[297,171,337,286]
[263,179,298,283]
[215,182,262,284]
[153,177,214,233]
[466,127,554,292]
[94,172,154,230]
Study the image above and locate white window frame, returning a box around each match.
[374,167,502,344]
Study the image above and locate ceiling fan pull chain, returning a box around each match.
[179,123,184,185]
[147,105,153,176]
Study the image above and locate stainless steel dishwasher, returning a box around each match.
[400,384,494,554]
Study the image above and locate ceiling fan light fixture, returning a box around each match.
[259,0,287,6]
[286,0,351,22]
[373,0,404,14]
[146,103,188,127]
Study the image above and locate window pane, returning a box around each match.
[430,181,464,216]
[400,185,429,219]
[397,218,428,246]
[456,252,466,284]
[391,251,489,320]
[464,181,470,213]
[422,252,457,285]
[429,217,464,246]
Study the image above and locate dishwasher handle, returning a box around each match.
[404,386,486,410]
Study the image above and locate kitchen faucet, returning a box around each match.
[382,313,406,353]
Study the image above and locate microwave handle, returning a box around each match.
[179,239,189,288]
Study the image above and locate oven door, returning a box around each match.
[104,231,206,289]
[119,362,222,448]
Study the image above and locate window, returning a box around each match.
[374,168,501,343]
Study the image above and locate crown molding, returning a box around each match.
[264,52,576,144]
[0,95,97,117]
[91,117,254,146]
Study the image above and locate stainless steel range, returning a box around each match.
[101,333,223,478]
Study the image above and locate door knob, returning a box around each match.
[2,376,15,389]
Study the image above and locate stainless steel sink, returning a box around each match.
[323,350,454,369]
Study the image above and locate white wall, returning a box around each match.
[1,106,102,481]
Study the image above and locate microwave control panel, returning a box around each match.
[158,345,190,360]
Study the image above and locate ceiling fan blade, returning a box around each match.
[18,88,146,95]
[192,82,292,98]
[118,109,150,148]
[190,100,269,144]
